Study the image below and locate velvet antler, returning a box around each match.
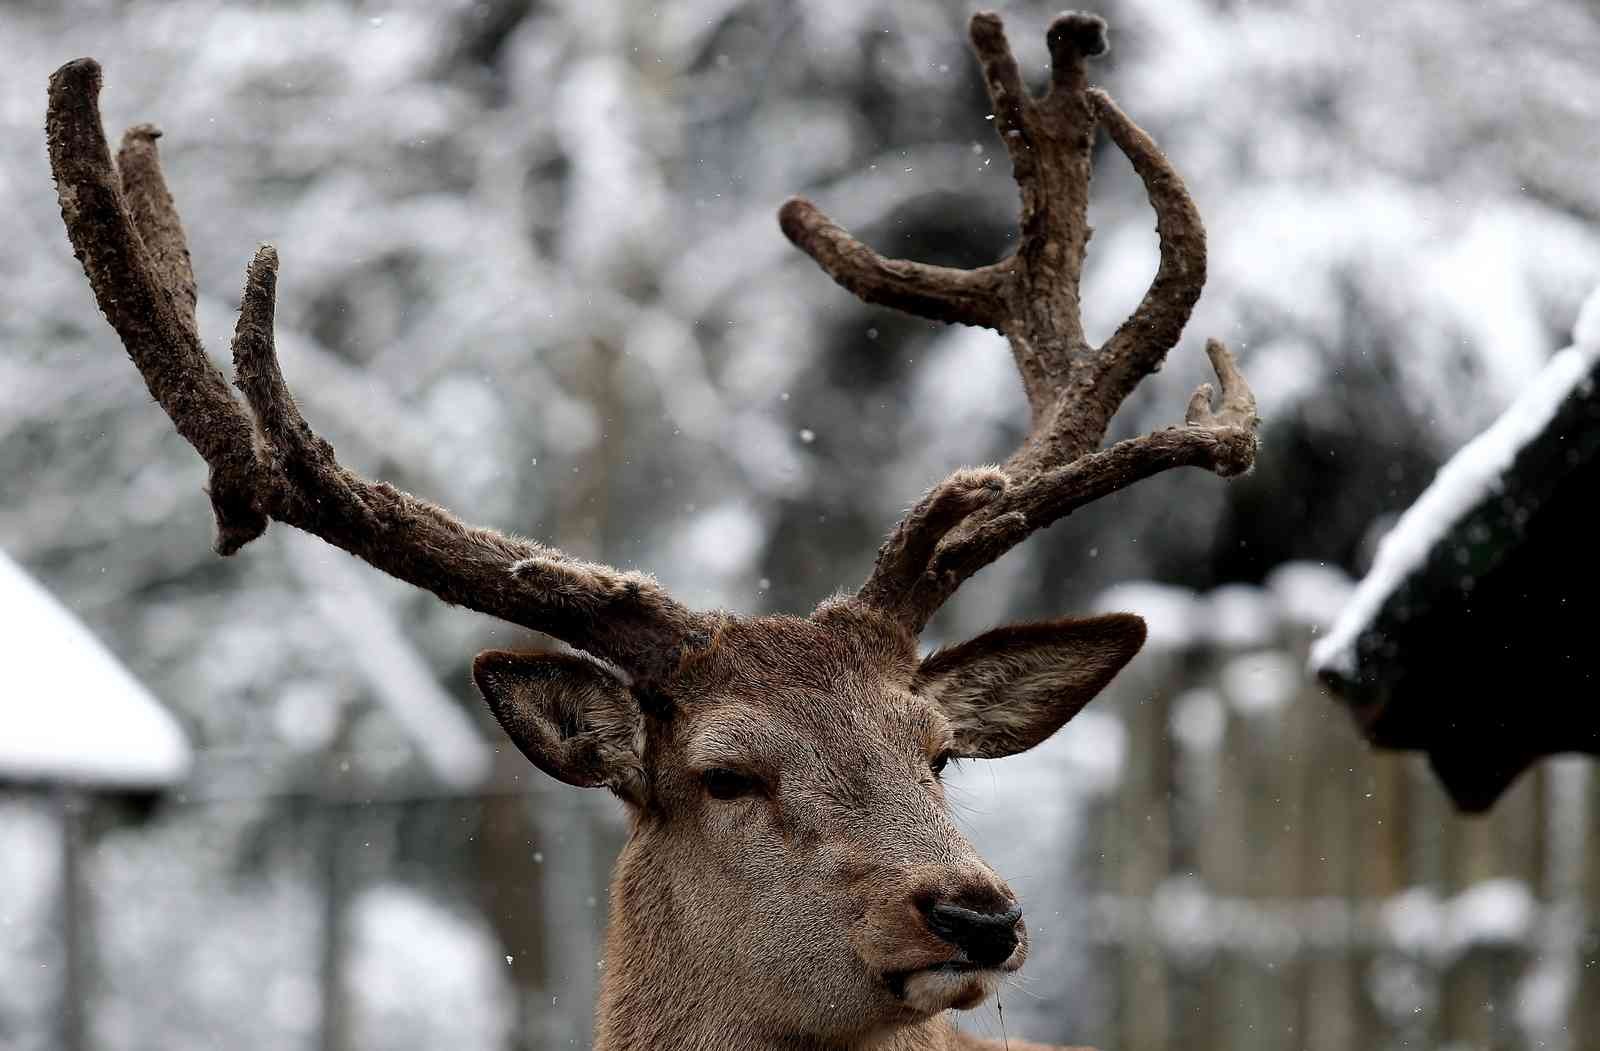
[782,11,1258,633]
[47,58,711,682]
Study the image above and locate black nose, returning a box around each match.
[922,900,1022,967]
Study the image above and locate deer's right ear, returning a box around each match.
[472,651,646,804]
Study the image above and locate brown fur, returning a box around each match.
[44,11,1253,1051]
[472,608,1139,1049]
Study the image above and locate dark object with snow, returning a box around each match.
[1312,296,1600,812]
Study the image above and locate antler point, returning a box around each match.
[50,57,103,91]
[777,196,818,244]
[1047,12,1110,59]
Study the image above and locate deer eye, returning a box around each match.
[929,751,953,778]
[702,768,759,800]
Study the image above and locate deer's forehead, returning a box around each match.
[681,695,947,767]
[671,612,919,687]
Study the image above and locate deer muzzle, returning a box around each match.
[849,861,1027,1014]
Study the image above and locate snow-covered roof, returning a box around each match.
[1308,285,1600,809]
[0,550,192,789]
[1311,286,1600,681]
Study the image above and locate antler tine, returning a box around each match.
[115,122,198,340]
[48,58,710,683]
[781,13,1258,634]
[972,9,1108,420]
[1088,88,1208,418]
[856,467,1008,613]
[48,59,270,553]
[777,198,1012,331]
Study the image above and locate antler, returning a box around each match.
[782,11,1259,634]
[46,58,711,683]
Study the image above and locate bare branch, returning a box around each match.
[778,198,1010,330]
[48,58,711,682]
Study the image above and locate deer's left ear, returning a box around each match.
[915,614,1146,759]
[472,650,647,805]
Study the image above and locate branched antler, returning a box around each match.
[51,10,1254,681]
[784,11,1258,633]
[47,58,710,682]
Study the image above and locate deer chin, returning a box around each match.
[894,962,1005,1014]
[880,940,1025,1016]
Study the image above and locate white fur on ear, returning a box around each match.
[472,650,647,803]
[915,614,1146,758]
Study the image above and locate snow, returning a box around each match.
[87,808,323,1048]
[1170,688,1227,752]
[669,503,767,581]
[1576,284,1600,349]
[284,536,492,789]
[0,551,191,789]
[0,800,62,1051]
[1054,709,1129,795]
[1379,878,1537,961]
[1452,878,1536,946]
[1092,581,1202,650]
[3,1,1596,1044]
[1220,652,1303,716]
[1201,584,1278,649]
[347,884,515,1051]
[1082,876,1543,964]
[1310,289,1600,679]
[1266,561,1355,632]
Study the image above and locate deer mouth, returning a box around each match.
[884,960,1008,1013]
[885,960,977,994]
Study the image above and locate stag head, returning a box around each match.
[477,606,1144,1032]
[48,9,1255,1046]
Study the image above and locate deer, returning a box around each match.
[47,9,1257,1050]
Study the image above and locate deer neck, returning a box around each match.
[591,837,969,1051]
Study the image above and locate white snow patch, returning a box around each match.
[1266,561,1355,631]
[1170,688,1227,752]
[1149,875,1217,962]
[1093,581,1201,651]
[347,884,515,1051]
[1310,320,1600,679]
[1055,710,1128,795]
[670,503,767,580]
[0,801,61,1048]
[1235,338,1326,414]
[0,551,191,788]
[1381,886,1444,957]
[1451,878,1534,947]
[1380,879,1537,961]
[1202,584,1278,649]
[272,680,343,754]
[1571,282,1600,349]
[1220,651,1303,715]
[285,536,491,789]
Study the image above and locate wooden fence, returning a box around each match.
[1034,570,1600,1051]
[3,567,1596,1050]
